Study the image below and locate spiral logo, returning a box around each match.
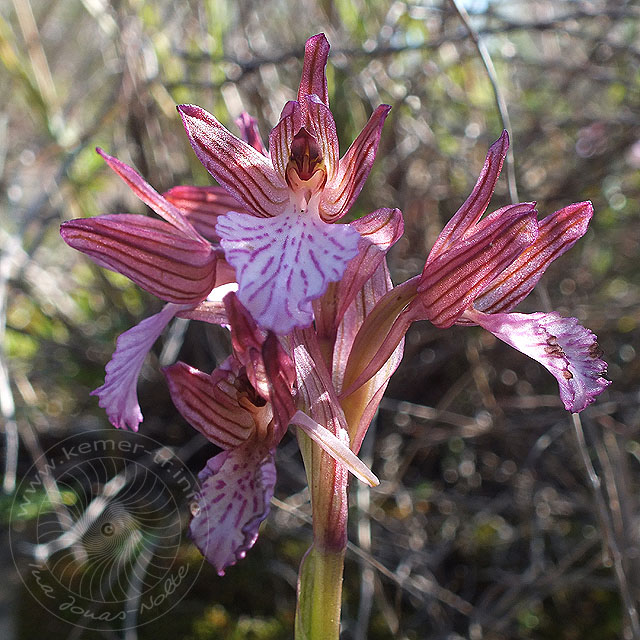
[9,430,205,630]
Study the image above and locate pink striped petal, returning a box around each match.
[268,101,303,183]
[339,277,421,401]
[320,104,391,222]
[224,293,269,400]
[465,309,610,412]
[417,204,538,328]
[164,359,258,449]
[190,445,276,575]
[298,33,330,106]
[61,214,217,304]
[163,185,247,242]
[96,148,201,241]
[305,95,339,181]
[475,202,593,314]
[177,299,229,325]
[216,211,360,333]
[427,131,509,262]
[178,104,288,218]
[337,262,405,453]
[235,112,267,156]
[262,332,296,437]
[314,207,404,338]
[92,303,186,431]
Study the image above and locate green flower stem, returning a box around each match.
[295,430,349,639]
[295,543,346,640]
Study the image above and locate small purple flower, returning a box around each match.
[60,150,237,431]
[177,34,390,334]
[164,293,377,574]
[342,132,609,412]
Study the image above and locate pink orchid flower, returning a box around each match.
[161,200,405,574]
[342,132,609,413]
[59,30,609,637]
[164,293,377,574]
[177,34,390,334]
[60,149,239,431]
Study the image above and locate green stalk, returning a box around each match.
[295,544,346,640]
[295,430,349,639]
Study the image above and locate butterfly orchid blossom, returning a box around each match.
[164,293,378,574]
[60,31,610,640]
[60,148,243,430]
[341,131,610,413]
[177,34,390,334]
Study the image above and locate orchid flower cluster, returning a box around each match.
[61,34,609,637]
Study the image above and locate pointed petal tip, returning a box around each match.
[95,147,120,167]
[305,33,330,60]
[568,200,594,219]
[308,33,329,46]
[290,410,379,486]
[485,130,509,162]
[176,103,195,114]
[489,129,509,153]
[95,146,114,164]
[177,103,207,123]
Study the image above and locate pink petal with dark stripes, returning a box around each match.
[337,261,405,453]
[465,309,610,413]
[268,101,303,182]
[339,277,421,401]
[178,104,288,218]
[320,104,391,222]
[335,208,404,325]
[177,299,229,325]
[224,293,269,401]
[305,95,339,181]
[262,332,296,437]
[474,201,593,314]
[92,303,187,431]
[163,185,247,242]
[427,131,509,263]
[298,33,330,107]
[235,112,267,156]
[417,204,538,328]
[96,148,201,241]
[216,210,360,333]
[164,359,257,449]
[61,214,217,304]
[190,445,276,575]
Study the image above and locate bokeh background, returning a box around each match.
[2,0,640,638]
